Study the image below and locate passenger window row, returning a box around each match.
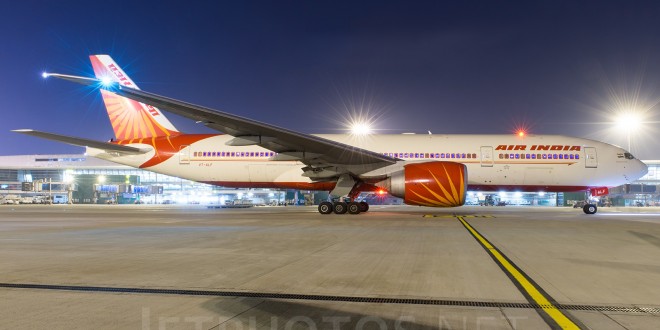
[382,153,479,159]
[498,153,580,160]
[193,151,275,158]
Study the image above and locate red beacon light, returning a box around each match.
[517,131,526,138]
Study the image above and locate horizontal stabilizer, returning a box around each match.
[12,129,148,154]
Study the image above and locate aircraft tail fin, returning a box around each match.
[89,55,180,140]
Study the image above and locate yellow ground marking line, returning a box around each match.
[457,216,581,330]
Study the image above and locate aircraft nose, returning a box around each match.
[634,159,648,180]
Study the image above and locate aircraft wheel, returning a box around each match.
[583,204,597,214]
[359,202,369,212]
[347,202,361,215]
[318,202,333,214]
[333,202,348,214]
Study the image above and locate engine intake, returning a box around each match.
[381,161,467,207]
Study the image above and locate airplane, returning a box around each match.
[15,55,647,214]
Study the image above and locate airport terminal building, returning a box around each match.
[0,154,658,207]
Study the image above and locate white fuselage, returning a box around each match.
[88,134,648,192]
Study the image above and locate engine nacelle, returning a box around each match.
[381,161,467,207]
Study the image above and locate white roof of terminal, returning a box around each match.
[0,154,130,170]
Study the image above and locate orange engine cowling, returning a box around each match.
[382,161,467,207]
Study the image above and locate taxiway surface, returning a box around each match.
[0,205,658,329]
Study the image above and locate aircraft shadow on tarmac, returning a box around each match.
[628,231,660,249]
[200,298,431,329]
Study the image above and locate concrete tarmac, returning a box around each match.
[0,204,659,329]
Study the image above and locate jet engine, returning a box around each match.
[380,161,467,207]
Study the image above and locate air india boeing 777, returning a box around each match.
[15,55,647,214]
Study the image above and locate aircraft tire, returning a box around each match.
[359,202,369,212]
[583,204,597,214]
[318,201,333,214]
[333,202,348,214]
[348,202,361,215]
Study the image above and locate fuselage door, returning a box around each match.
[584,147,597,168]
[179,145,190,164]
[480,146,494,167]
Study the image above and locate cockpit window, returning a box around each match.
[624,152,635,160]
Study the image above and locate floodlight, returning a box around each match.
[350,122,372,135]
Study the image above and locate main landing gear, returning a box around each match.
[318,201,369,215]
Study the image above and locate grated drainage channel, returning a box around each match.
[1,282,658,315]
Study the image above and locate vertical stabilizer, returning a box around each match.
[90,55,180,140]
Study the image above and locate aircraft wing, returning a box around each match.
[45,74,397,177]
[12,129,148,154]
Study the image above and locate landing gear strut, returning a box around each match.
[581,189,599,214]
[317,175,371,214]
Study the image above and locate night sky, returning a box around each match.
[3,1,660,159]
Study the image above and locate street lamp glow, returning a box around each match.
[63,170,74,183]
[615,113,642,131]
[614,111,643,151]
[350,122,372,135]
[97,175,106,183]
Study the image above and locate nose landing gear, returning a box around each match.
[583,204,597,214]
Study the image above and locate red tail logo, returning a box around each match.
[90,55,180,140]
